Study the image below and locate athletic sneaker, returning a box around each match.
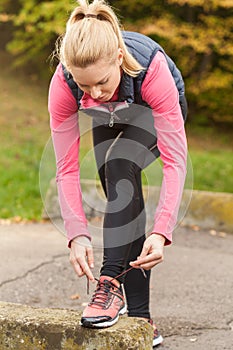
[148,319,164,347]
[81,275,127,328]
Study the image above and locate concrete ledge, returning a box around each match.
[0,301,153,350]
[181,190,233,232]
[42,179,233,233]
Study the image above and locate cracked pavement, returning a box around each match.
[0,221,233,349]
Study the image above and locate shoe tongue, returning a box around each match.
[99,276,119,289]
[90,276,121,308]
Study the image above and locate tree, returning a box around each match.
[114,0,233,124]
[1,0,233,124]
[3,0,74,71]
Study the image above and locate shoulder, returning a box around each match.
[48,63,78,122]
[122,31,165,69]
[143,51,171,83]
[141,52,179,111]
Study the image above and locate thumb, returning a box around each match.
[130,242,150,267]
[138,242,150,259]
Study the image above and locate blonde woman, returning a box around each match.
[49,0,187,347]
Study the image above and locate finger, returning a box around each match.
[139,258,163,270]
[130,253,163,267]
[72,260,85,277]
[129,248,150,267]
[80,260,95,282]
[70,248,95,281]
[87,247,94,269]
[130,255,152,266]
[131,257,163,270]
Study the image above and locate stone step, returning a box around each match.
[0,301,153,350]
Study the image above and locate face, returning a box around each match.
[70,49,123,102]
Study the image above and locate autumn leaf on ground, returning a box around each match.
[70,293,80,300]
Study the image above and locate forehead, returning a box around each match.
[71,60,114,86]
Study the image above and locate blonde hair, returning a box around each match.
[58,0,143,77]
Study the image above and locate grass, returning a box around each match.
[188,149,233,192]
[79,144,233,193]
[0,52,50,220]
[0,52,232,220]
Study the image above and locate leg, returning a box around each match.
[102,125,156,262]
[93,117,157,319]
[124,239,151,319]
[92,121,120,196]
[100,154,146,279]
[93,121,149,281]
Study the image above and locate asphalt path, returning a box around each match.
[0,221,232,349]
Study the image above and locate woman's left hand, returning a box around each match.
[129,234,165,270]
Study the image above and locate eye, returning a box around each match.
[78,83,88,88]
[98,79,108,85]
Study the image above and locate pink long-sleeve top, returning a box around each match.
[48,51,187,247]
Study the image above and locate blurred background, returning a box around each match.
[0,0,232,222]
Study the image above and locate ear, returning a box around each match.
[117,48,124,66]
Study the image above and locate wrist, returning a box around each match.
[71,235,91,247]
[150,232,166,245]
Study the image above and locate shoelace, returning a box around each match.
[87,266,147,308]
[86,266,147,295]
[89,278,118,308]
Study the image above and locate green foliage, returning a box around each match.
[5,0,75,71]
[117,0,233,124]
[1,0,233,125]
[0,0,12,12]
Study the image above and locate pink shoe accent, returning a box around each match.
[81,276,126,328]
[148,319,164,347]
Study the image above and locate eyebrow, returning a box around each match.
[77,73,109,87]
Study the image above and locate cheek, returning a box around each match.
[108,71,121,91]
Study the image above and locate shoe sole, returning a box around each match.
[80,304,127,328]
[153,334,163,347]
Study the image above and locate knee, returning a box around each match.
[105,157,131,183]
[105,142,141,182]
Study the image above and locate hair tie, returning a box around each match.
[84,14,98,19]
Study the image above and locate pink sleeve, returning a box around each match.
[48,64,90,247]
[141,52,187,245]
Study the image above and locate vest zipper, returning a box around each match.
[108,103,128,127]
[109,113,115,127]
[108,103,115,127]
[80,102,129,126]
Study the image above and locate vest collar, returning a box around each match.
[118,72,135,104]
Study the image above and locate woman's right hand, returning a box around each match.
[70,236,95,282]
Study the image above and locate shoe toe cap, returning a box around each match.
[81,316,111,327]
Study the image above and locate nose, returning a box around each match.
[90,86,102,99]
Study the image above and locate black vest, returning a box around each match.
[62,31,187,119]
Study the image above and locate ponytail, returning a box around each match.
[57,0,143,77]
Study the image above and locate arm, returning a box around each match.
[142,51,187,243]
[130,52,187,269]
[48,64,94,281]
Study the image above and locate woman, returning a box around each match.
[48,0,187,347]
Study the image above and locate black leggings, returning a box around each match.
[91,97,187,318]
[92,113,158,319]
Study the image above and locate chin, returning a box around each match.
[100,92,114,102]
[98,96,108,102]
